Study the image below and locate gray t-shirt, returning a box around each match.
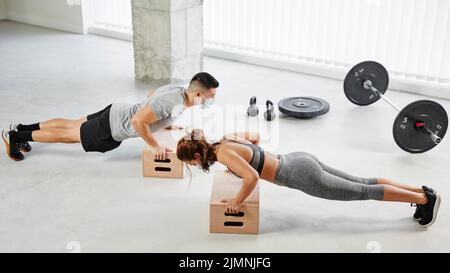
[109,84,186,142]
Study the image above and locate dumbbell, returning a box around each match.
[344,61,448,153]
[247,96,258,117]
[264,100,276,121]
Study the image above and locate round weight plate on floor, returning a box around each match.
[343,61,389,106]
[278,96,330,118]
[393,100,448,153]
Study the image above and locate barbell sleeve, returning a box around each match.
[421,125,442,144]
[363,80,402,112]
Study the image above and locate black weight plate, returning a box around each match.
[344,61,389,106]
[393,100,448,153]
[278,97,330,118]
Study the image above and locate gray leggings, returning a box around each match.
[274,152,384,201]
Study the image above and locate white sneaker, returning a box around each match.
[9,123,19,131]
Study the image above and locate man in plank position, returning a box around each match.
[3,72,219,161]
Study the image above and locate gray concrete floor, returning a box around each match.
[1,21,450,253]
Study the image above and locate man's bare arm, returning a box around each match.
[131,106,171,160]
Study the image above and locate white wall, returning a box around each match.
[204,0,450,99]
[5,0,85,33]
[0,0,6,20]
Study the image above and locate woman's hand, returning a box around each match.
[221,198,243,215]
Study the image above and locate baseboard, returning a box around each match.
[205,47,450,101]
[6,11,84,34]
[88,25,132,42]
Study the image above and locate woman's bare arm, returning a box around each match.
[217,147,259,210]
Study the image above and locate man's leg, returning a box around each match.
[17,117,87,131]
[10,117,87,154]
[3,117,86,161]
[11,122,82,144]
[16,104,108,132]
[31,127,81,143]
[5,105,115,160]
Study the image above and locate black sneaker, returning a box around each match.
[1,130,24,161]
[412,204,421,221]
[10,123,32,152]
[412,186,436,221]
[418,191,441,228]
[18,141,32,152]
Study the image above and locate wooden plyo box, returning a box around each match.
[210,171,260,234]
[142,129,185,179]
[142,150,183,178]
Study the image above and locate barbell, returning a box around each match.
[343,61,448,153]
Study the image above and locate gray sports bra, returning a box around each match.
[217,139,265,176]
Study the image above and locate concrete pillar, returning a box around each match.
[131,0,203,84]
[0,0,7,20]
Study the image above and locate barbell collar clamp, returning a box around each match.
[416,122,442,144]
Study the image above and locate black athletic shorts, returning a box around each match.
[80,104,122,153]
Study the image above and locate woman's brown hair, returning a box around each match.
[176,129,218,173]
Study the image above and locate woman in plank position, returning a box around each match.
[176,130,441,228]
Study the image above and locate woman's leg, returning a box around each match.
[281,154,427,204]
[382,184,427,204]
[318,161,375,184]
[277,153,439,226]
[319,161,424,193]
[376,178,424,193]
[313,171,428,204]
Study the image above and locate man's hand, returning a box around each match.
[221,198,243,215]
[151,145,173,161]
